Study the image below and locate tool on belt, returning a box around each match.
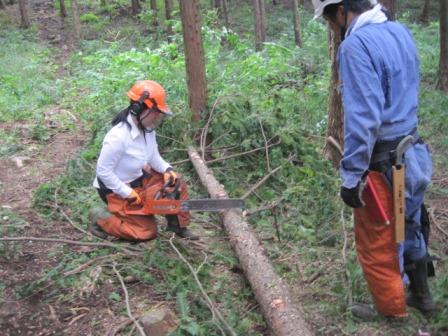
[124,180,245,216]
[362,175,391,225]
[392,135,414,243]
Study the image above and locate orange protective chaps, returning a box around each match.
[97,173,190,241]
[353,171,406,317]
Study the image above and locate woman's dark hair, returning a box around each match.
[323,0,373,20]
[112,106,132,128]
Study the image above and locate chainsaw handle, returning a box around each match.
[154,178,181,200]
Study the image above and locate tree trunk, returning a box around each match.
[179,0,207,122]
[222,0,229,27]
[323,26,344,167]
[71,0,81,43]
[292,0,303,47]
[59,0,67,18]
[18,0,30,28]
[379,0,395,20]
[437,0,448,93]
[187,148,313,336]
[150,0,158,26]
[0,0,5,9]
[9,0,13,6]
[419,0,431,24]
[165,0,173,38]
[131,0,141,15]
[253,0,266,51]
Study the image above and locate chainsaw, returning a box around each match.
[124,179,245,216]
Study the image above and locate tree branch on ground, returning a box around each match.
[111,262,146,336]
[168,234,235,336]
[0,237,140,255]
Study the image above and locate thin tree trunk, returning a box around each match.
[150,0,158,26]
[253,0,266,51]
[419,0,431,24]
[131,0,140,15]
[292,0,303,47]
[179,0,207,122]
[222,0,229,27]
[9,0,13,5]
[71,0,81,43]
[323,26,344,167]
[165,0,173,37]
[437,0,448,92]
[0,0,5,9]
[187,148,313,336]
[379,0,395,20]
[18,0,30,28]
[59,0,67,18]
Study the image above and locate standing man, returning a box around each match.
[312,0,435,318]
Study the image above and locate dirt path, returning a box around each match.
[0,1,90,334]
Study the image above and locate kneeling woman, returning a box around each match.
[90,80,198,241]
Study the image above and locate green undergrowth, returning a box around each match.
[2,0,447,334]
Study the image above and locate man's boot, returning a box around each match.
[88,207,110,239]
[166,215,199,240]
[406,256,435,313]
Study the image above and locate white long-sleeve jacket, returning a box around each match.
[93,114,171,198]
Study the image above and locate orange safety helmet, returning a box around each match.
[127,80,172,116]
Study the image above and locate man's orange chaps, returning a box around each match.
[97,173,190,241]
[353,171,406,317]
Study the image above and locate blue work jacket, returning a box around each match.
[338,19,432,250]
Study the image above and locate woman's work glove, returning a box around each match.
[163,168,178,186]
[340,181,366,208]
[127,189,142,205]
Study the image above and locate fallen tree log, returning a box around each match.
[188,148,312,336]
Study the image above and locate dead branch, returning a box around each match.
[112,262,146,336]
[242,164,283,200]
[0,236,139,255]
[187,148,312,336]
[54,187,89,236]
[201,95,223,160]
[340,209,353,306]
[171,139,281,166]
[243,199,284,216]
[168,234,235,336]
[258,118,271,172]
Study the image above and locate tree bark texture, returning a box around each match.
[187,148,313,336]
[150,0,158,26]
[165,0,173,37]
[437,0,448,93]
[253,0,266,51]
[59,0,67,18]
[71,0,81,42]
[323,26,344,168]
[292,0,303,47]
[179,0,207,122]
[131,0,141,15]
[18,0,30,28]
[419,0,431,24]
[221,0,229,27]
[379,0,395,20]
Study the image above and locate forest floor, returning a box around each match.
[1,1,447,336]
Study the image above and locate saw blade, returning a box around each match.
[180,199,245,212]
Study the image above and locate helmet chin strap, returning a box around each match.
[137,110,155,133]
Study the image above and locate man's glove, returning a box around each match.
[163,169,178,186]
[127,189,142,205]
[340,181,366,208]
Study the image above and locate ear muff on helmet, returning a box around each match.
[129,91,150,116]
